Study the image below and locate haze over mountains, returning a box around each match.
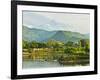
[23,12,90,34]
[22,26,89,43]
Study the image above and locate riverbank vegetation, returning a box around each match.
[22,39,90,66]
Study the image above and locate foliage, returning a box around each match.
[22,40,30,49]
[64,41,74,47]
[64,47,75,54]
[22,39,90,66]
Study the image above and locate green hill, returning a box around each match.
[22,26,89,43]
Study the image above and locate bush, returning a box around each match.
[64,47,76,54]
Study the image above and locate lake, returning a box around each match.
[22,60,63,69]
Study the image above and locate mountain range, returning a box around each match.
[22,26,89,43]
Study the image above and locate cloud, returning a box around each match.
[23,11,90,34]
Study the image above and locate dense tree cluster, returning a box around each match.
[23,39,89,54]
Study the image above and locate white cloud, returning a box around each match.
[23,11,90,34]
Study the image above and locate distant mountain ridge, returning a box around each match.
[22,26,89,43]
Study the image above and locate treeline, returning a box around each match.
[23,39,90,54]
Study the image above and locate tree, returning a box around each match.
[64,47,75,54]
[22,40,30,49]
[79,39,86,47]
[46,40,64,49]
[85,40,90,53]
[37,42,47,48]
[65,41,74,47]
[79,39,90,53]
[30,41,38,48]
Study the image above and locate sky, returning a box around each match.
[23,11,90,34]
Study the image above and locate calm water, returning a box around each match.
[22,60,63,69]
